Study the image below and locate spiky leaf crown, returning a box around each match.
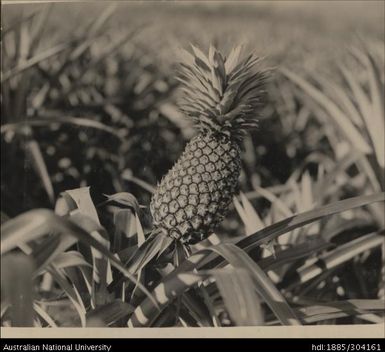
[177,45,267,141]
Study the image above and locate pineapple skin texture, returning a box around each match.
[150,132,241,244]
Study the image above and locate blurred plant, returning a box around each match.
[1,4,178,217]
[280,45,384,224]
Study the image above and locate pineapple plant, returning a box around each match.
[150,45,267,244]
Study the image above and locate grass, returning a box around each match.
[1,2,384,327]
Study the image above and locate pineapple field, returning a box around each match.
[1,1,385,329]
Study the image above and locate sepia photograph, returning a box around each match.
[1,0,384,338]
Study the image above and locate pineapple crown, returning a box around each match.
[177,44,267,142]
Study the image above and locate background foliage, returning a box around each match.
[1,1,384,328]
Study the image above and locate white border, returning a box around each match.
[2,325,385,338]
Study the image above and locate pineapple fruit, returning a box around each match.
[150,45,266,244]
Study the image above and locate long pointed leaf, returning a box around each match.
[0,209,157,307]
[213,268,263,326]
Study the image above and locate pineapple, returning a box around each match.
[150,45,267,244]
